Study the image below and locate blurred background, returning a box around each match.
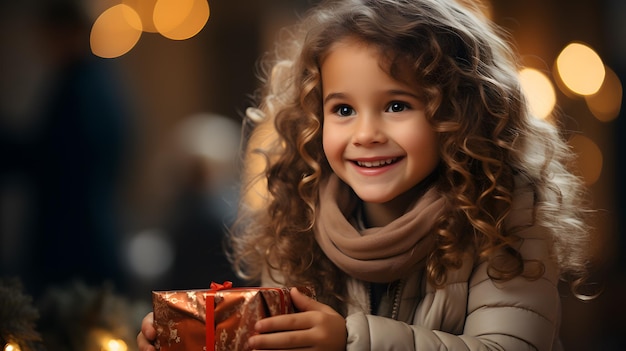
[0,0,623,350]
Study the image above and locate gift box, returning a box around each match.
[152,281,316,351]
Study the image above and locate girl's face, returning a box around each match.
[321,38,440,208]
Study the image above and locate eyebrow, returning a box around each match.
[323,90,421,105]
[323,92,346,105]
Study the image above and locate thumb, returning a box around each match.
[290,287,329,313]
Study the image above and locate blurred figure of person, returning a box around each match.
[125,113,243,293]
[164,113,243,288]
[0,0,135,299]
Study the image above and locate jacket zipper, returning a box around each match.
[367,279,404,320]
[367,282,372,315]
[391,279,404,320]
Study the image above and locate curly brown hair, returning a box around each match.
[229,0,592,309]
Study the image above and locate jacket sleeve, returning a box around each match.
[346,312,491,350]
[345,233,562,351]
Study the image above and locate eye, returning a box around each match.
[334,104,355,117]
[386,101,409,113]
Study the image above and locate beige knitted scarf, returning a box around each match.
[315,174,447,283]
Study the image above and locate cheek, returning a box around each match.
[322,126,344,163]
[401,126,439,162]
[322,129,335,159]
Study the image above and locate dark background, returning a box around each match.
[0,0,623,350]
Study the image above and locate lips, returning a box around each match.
[355,157,400,168]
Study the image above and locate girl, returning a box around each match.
[139,0,593,350]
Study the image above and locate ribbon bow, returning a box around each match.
[210,281,233,291]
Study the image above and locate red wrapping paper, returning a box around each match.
[152,282,316,351]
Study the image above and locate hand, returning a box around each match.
[136,312,157,351]
[248,287,347,351]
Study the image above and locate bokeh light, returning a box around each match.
[154,0,210,40]
[91,0,211,57]
[105,339,128,351]
[90,4,143,58]
[519,68,557,119]
[568,134,603,186]
[153,0,193,35]
[125,229,174,279]
[585,65,623,122]
[242,110,275,210]
[177,113,241,163]
[555,42,605,96]
[123,0,159,32]
[4,343,21,351]
[86,329,129,351]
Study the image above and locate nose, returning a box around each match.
[352,113,386,146]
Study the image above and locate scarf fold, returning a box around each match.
[315,175,447,283]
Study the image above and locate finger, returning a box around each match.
[249,329,311,350]
[141,312,156,340]
[136,331,156,351]
[290,287,332,313]
[255,311,313,333]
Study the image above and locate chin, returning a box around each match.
[355,192,397,204]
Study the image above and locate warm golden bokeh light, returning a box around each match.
[123,0,159,33]
[519,68,557,119]
[4,343,21,351]
[153,0,193,34]
[585,65,623,122]
[153,0,210,40]
[86,329,129,351]
[555,42,605,96]
[105,339,128,351]
[90,4,143,58]
[92,0,211,56]
[157,0,210,40]
[569,134,603,186]
[243,113,276,210]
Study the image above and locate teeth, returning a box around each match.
[357,158,396,168]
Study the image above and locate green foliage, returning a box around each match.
[0,277,45,351]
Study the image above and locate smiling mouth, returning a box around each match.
[355,157,399,168]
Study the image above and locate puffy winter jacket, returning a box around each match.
[343,181,562,350]
[262,177,563,350]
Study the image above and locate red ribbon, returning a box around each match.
[210,281,233,290]
[206,281,233,350]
